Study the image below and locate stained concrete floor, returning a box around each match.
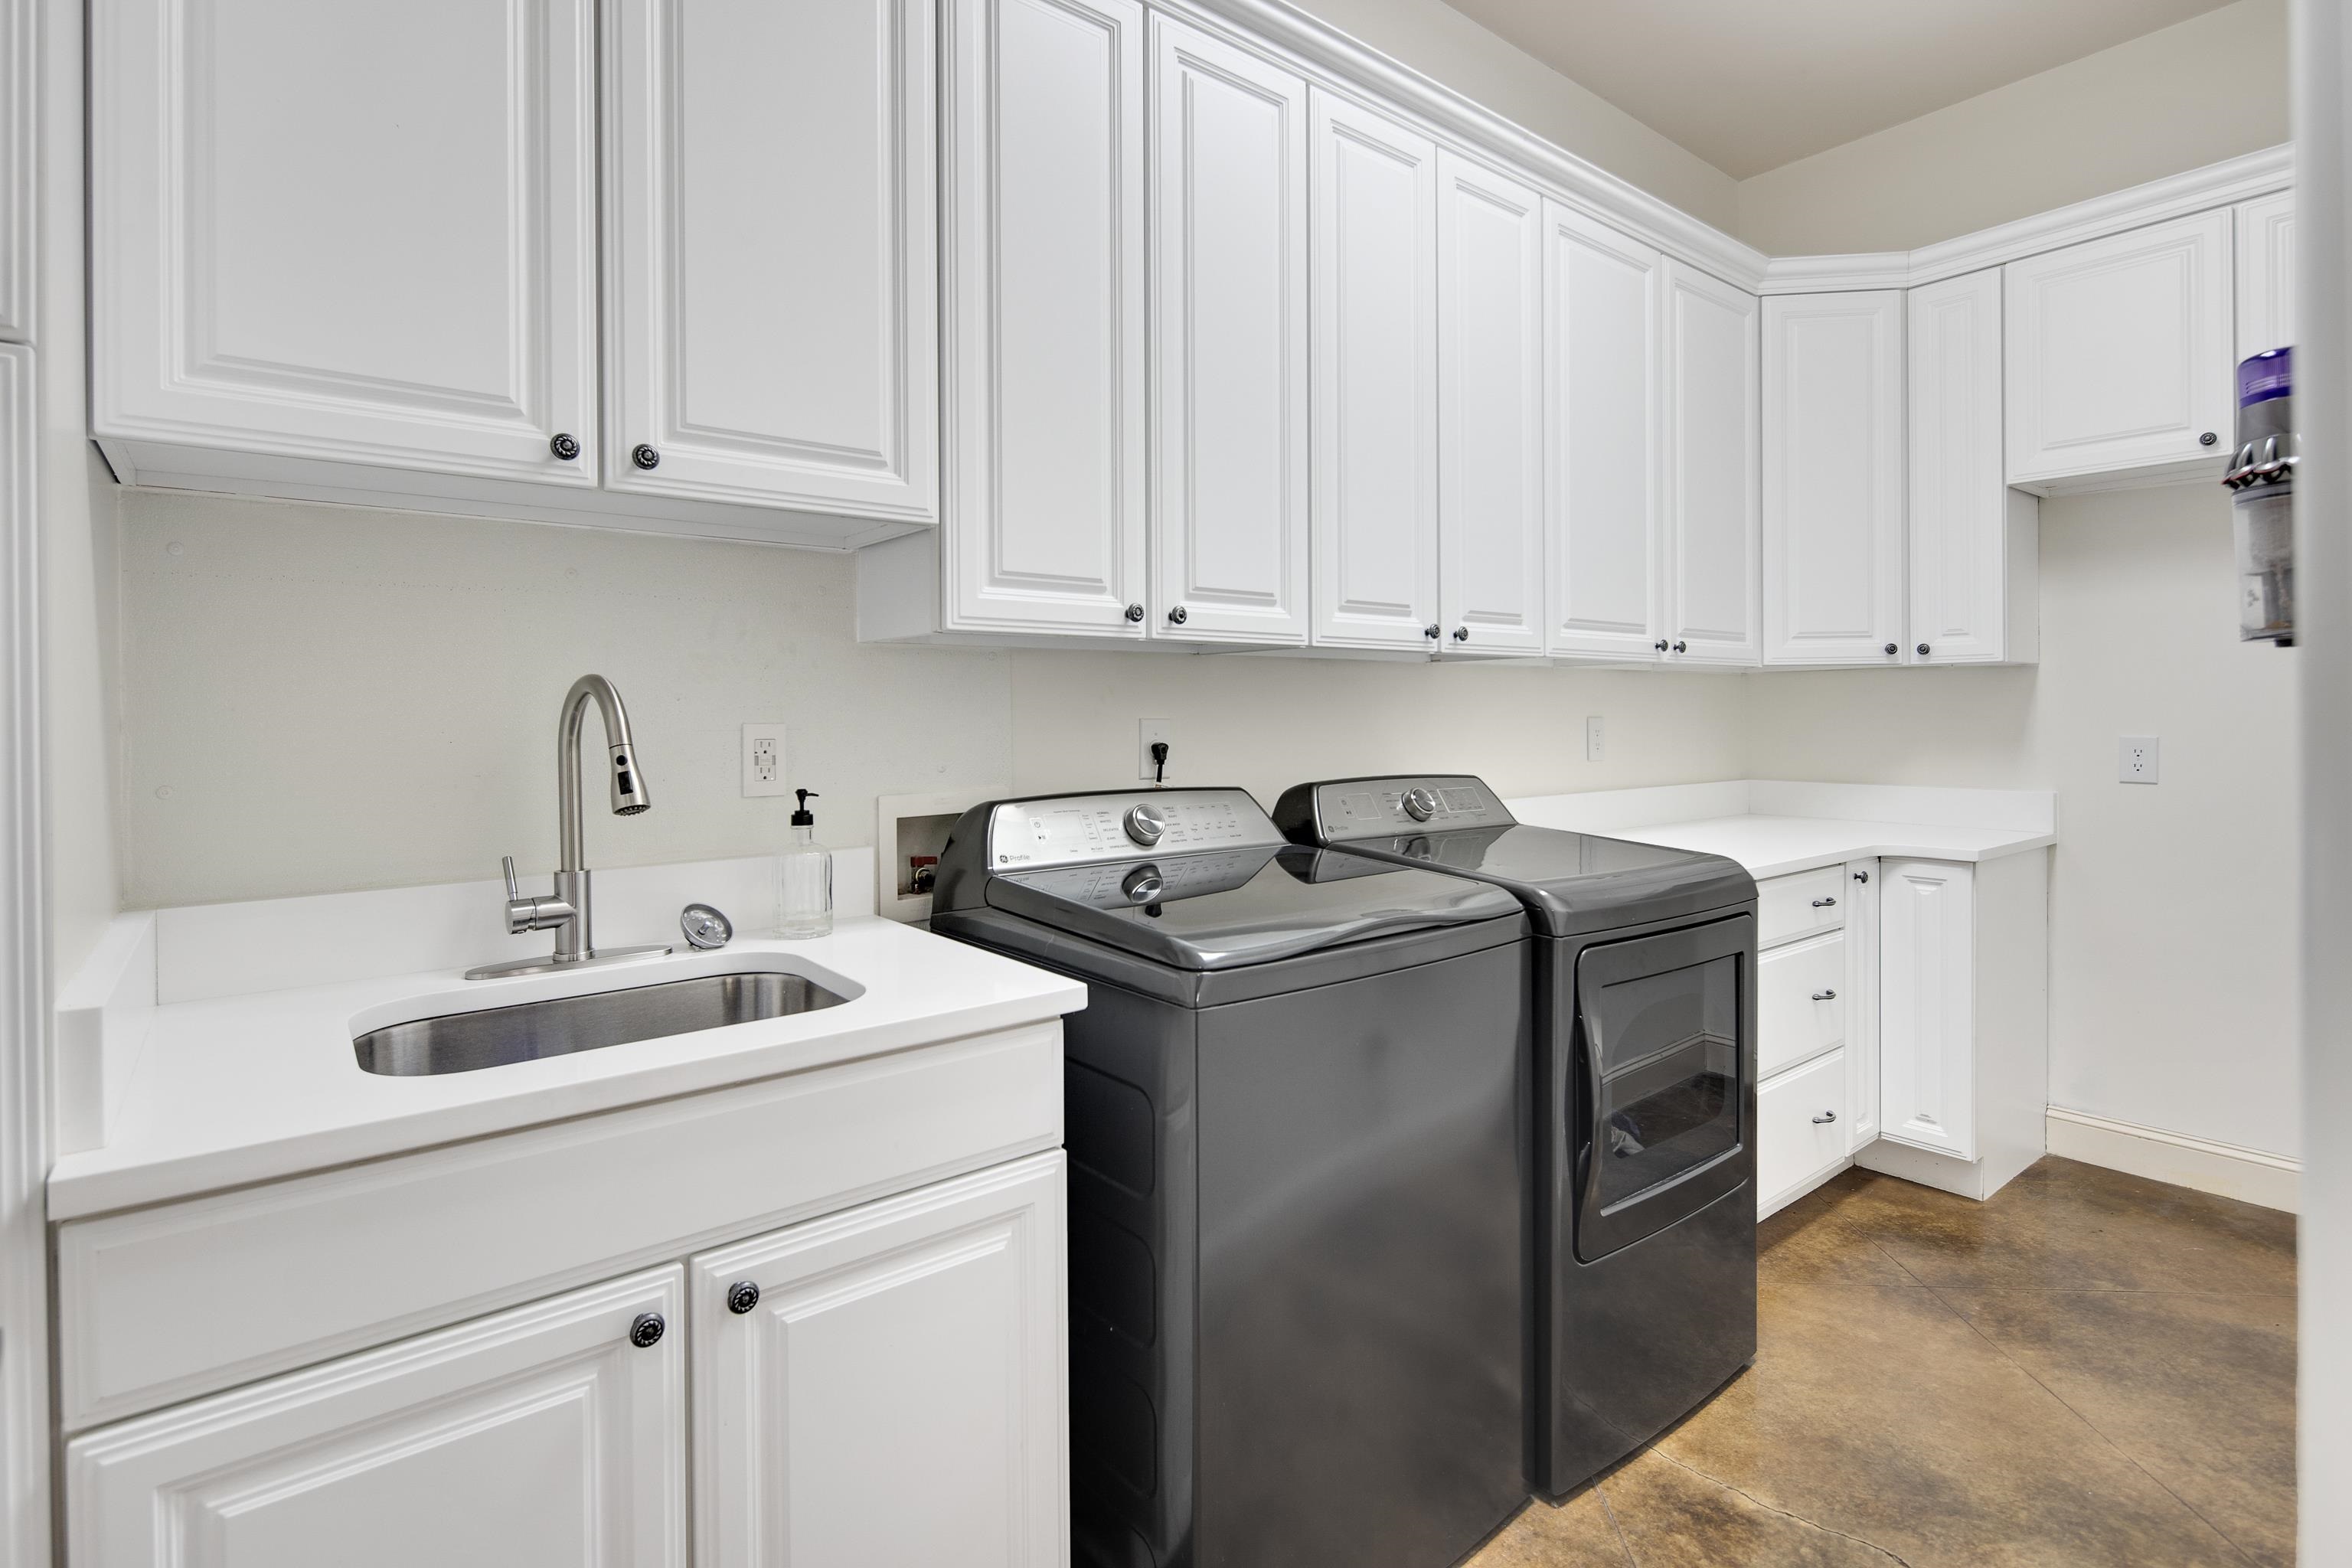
[1472,1157,2298,1567]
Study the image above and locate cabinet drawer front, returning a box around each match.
[57,1024,1061,1432]
[1757,865,1846,947]
[1756,1048,1848,1216]
[67,1267,687,1568]
[1758,931,1846,1078]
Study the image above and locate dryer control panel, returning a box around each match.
[980,789,1285,871]
[1278,776,1516,843]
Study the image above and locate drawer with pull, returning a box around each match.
[1758,930,1847,1077]
[1757,1047,1848,1216]
[1757,865,1847,948]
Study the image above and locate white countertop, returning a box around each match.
[47,918,1085,1220]
[1507,779,2056,881]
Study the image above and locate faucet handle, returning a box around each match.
[500,855,576,935]
[502,855,521,901]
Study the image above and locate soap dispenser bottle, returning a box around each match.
[777,789,834,938]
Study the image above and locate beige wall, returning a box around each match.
[1733,0,2289,255]
[1744,485,2298,1159]
[1287,0,1739,229]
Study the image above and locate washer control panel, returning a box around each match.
[985,789,1283,871]
[1304,776,1514,841]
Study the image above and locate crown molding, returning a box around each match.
[1756,253,1913,294]
[1168,0,1773,290]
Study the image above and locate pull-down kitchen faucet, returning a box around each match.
[465,674,671,980]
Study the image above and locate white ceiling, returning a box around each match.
[1439,0,2238,178]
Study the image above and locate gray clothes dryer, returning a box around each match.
[1273,776,1760,1498]
[930,789,1533,1568]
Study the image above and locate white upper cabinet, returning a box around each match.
[1762,290,1906,667]
[0,0,28,344]
[942,0,1148,635]
[67,1269,688,1568]
[92,0,600,484]
[1146,15,1310,645]
[1310,89,1440,651]
[1660,261,1762,666]
[1544,204,1662,662]
[1909,270,2037,666]
[1878,859,1978,1161]
[2236,189,2295,360]
[688,1158,1067,1568]
[2003,209,2235,490]
[605,0,936,524]
[1435,150,1547,657]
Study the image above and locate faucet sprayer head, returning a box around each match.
[609,743,650,815]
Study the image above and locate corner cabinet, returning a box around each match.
[1907,270,2037,665]
[1660,262,1762,667]
[1308,88,1440,651]
[603,0,937,525]
[1145,14,1311,645]
[1761,291,1905,667]
[2002,209,2236,492]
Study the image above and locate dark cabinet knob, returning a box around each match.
[1884,642,1898,656]
[2200,431,2219,446]
[1672,641,1687,654]
[1916,643,1930,657]
[1854,869,1870,884]
[1167,605,1188,626]
[631,443,662,470]
[726,1281,760,1315]
[629,1312,666,1348]
[1123,603,1145,622]
[549,432,580,462]
[1452,626,1469,642]
[1423,624,1441,640]
[1654,639,1669,652]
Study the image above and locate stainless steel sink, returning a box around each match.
[354,971,851,1076]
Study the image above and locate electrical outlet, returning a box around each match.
[1138,719,1174,782]
[1585,715,1605,763]
[2118,736,2161,785]
[742,722,789,797]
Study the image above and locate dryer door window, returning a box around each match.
[1573,914,1755,1261]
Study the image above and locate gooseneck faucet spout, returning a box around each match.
[466,674,671,981]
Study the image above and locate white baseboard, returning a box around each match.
[2044,1108,2300,1214]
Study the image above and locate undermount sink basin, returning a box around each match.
[354,971,852,1076]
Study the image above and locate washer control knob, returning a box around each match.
[1121,864,1165,904]
[1402,786,1439,822]
[1123,804,1166,847]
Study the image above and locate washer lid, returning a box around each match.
[982,843,1523,970]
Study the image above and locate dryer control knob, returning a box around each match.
[1124,804,1166,847]
[1121,864,1165,904]
[1402,786,1439,822]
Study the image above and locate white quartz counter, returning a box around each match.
[1505,779,2056,881]
[49,886,1083,1220]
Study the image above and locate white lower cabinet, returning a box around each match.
[690,1155,1067,1568]
[1756,1049,1848,1217]
[68,1269,690,1568]
[1757,930,1845,1079]
[1877,859,1977,1159]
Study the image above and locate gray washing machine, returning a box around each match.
[1273,776,1759,1498]
[931,788,1533,1568]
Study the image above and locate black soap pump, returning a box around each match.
[777,789,833,938]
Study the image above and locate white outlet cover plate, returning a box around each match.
[2118,735,2161,784]
[742,721,790,798]
[1138,719,1174,782]
[1585,715,1605,763]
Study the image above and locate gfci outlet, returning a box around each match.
[1138,719,1174,782]
[742,722,789,798]
[2118,736,2161,785]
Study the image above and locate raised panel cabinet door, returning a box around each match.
[1762,290,1905,666]
[1908,270,2023,665]
[691,1154,1067,1568]
[66,1269,687,1568]
[1544,202,1662,661]
[2236,189,2295,360]
[1147,15,1309,645]
[1435,149,1546,655]
[0,0,28,342]
[2003,208,2234,485]
[606,0,937,524]
[1661,260,1762,665]
[90,0,599,482]
[1309,87,1439,650]
[1877,858,1977,1161]
[944,0,1147,635]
